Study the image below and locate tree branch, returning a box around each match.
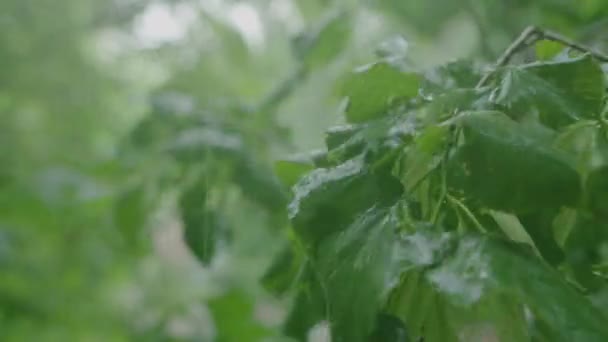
[476,26,608,89]
[539,30,608,63]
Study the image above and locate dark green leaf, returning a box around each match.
[233,156,289,210]
[261,245,305,296]
[289,156,402,243]
[425,235,608,341]
[449,111,581,213]
[315,206,400,342]
[178,177,225,265]
[368,313,409,342]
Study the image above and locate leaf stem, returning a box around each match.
[447,194,486,233]
[540,30,608,63]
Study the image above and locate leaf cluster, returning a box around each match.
[268,42,608,341]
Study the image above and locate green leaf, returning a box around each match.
[449,111,581,213]
[315,206,400,342]
[178,177,226,265]
[368,313,410,342]
[233,156,289,210]
[421,60,481,97]
[535,40,564,60]
[208,291,271,342]
[399,125,449,191]
[487,210,537,251]
[261,244,305,296]
[325,116,414,165]
[283,271,326,341]
[289,156,402,243]
[201,9,250,65]
[170,127,288,210]
[341,62,421,123]
[563,215,608,292]
[294,11,352,69]
[274,159,315,188]
[518,210,565,266]
[427,235,608,341]
[386,270,459,342]
[114,185,148,248]
[168,127,243,161]
[588,165,608,218]
[325,124,361,150]
[494,55,605,128]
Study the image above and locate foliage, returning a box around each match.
[3,0,608,341]
[267,33,608,341]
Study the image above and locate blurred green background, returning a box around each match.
[1,0,608,341]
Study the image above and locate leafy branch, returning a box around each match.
[477,26,608,88]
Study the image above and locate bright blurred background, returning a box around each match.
[1,0,608,340]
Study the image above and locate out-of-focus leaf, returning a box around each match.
[340,62,421,123]
[261,244,305,296]
[325,124,361,150]
[114,185,148,247]
[233,156,289,210]
[208,291,271,342]
[178,177,221,265]
[535,40,564,60]
[294,11,351,69]
[167,127,244,162]
[448,111,580,213]
[375,36,410,62]
[169,127,288,210]
[494,55,604,128]
[274,159,315,189]
[201,9,250,65]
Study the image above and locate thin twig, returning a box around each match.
[257,65,308,115]
[476,26,540,89]
[539,30,608,63]
[447,194,487,233]
[476,26,608,89]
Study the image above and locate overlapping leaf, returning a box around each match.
[449,111,581,213]
[494,55,604,128]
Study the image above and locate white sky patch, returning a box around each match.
[269,0,303,34]
[133,2,195,47]
[227,3,265,48]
